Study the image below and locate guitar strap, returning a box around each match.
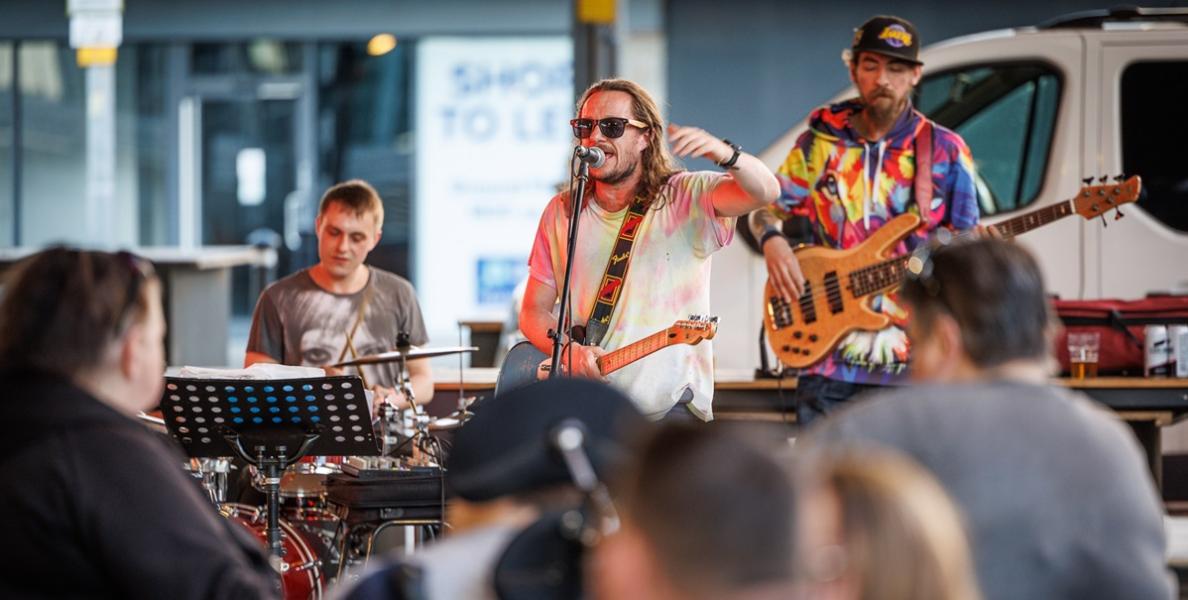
[913,118,934,220]
[581,197,648,346]
[336,269,376,387]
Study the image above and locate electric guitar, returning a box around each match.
[495,316,718,395]
[765,175,1142,368]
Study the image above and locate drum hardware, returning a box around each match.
[159,375,381,560]
[328,345,479,368]
[222,502,325,599]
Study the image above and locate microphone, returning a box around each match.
[574,146,606,168]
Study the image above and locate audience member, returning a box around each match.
[794,450,981,600]
[808,238,1175,599]
[590,423,799,600]
[0,247,278,599]
[340,377,647,600]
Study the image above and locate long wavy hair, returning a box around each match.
[565,79,682,213]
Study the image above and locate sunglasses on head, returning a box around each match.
[569,117,648,139]
[115,250,155,330]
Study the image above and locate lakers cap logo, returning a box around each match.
[878,24,913,49]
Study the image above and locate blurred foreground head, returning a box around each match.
[795,450,981,600]
[903,237,1055,381]
[0,247,164,414]
[592,423,798,600]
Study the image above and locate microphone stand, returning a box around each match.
[549,148,593,378]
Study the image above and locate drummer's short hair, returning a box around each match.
[0,247,157,376]
[318,179,384,225]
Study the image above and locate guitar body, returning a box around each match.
[494,317,719,396]
[765,212,920,368]
[494,341,549,397]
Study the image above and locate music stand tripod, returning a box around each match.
[159,375,380,558]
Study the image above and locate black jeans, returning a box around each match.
[792,374,882,429]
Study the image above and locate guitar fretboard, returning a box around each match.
[597,330,671,375]
[848,200,1074,298]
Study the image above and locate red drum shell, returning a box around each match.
[221,502,324,600]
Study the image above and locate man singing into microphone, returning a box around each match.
[520,79,779,421]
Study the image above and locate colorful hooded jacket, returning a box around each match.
[771,99,978,385]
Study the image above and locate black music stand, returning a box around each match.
[159,375,380,557]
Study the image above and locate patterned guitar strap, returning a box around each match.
[580,198,648,347]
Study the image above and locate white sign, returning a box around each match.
[69,12,123,49]
[415,37,573,345]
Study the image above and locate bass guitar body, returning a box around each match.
[764,213,920,368]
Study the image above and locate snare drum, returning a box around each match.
[221,503,324,600]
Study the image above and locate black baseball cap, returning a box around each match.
[851,15,922,66]
[446,378,648,502]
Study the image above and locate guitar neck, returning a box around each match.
[849,200,1075,298]
[990,199,1074,239]
[596,329,671,376]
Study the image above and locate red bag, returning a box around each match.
[1053,296,1188,376]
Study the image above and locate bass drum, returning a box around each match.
[221,503,325,600]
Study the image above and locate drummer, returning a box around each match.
[245,179,433,413]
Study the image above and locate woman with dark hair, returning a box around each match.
[0,248,278,599]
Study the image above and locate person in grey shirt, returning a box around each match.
[807,238,1175,600]
[246,179,432,410]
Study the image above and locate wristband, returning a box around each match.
[716,139,742,169]
[759,226,785,248]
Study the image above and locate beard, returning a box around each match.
[862,87,909,126]
[593,156,640,186]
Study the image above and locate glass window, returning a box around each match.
[1121,61,1188,233]
[18,41,88,246]
[192,41,304,76]
[316,40,414,278]
[0,43,12,246]
[916,63,1061,216]
[16,42,168,247]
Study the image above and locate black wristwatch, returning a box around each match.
[716,139,742,169]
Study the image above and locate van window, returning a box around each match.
[1121,61,1188,233]
[915,63,1061,216]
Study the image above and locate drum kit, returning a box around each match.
[150,345,478,600]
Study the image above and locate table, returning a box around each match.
[0,245,276,367]
[431,369,1188,484]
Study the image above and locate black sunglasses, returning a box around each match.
[570,117,649,139]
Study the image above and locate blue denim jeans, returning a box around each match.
[793,375,882,429]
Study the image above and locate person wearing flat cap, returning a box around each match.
[338,378,648,600]
[748,15,979,427]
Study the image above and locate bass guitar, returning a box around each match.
[496,316,718,395]
[765,176,1142,368]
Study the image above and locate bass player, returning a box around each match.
[748,15,979,426]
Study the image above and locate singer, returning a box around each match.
[519,78,778,422]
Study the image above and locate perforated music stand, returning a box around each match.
[160,375,380,557]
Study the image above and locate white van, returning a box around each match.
[757,7,1188,300]
[712,7,1188,372]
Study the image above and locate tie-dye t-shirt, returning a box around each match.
[771,100,978,385]
[527,171,735,419]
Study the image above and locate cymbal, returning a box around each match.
[428,410,474,432]
[331,345,478,368]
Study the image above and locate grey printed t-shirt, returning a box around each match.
[809,381,1174,600]
[246,267,428,389]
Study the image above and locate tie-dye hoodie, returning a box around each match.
[771,98,978,385]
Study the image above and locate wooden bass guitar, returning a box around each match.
[765,176,1142,368]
